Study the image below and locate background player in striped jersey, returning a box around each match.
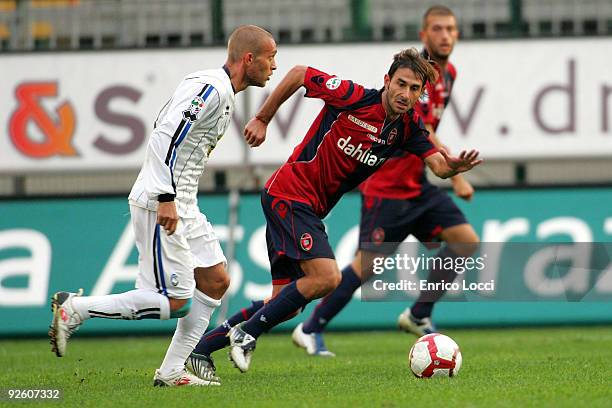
[48,25,277,387]
[186,48,481,378]
[292,5,480,356]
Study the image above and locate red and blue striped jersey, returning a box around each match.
[360,59,456,199]
[265,66,437,218]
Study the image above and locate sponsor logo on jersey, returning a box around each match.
[337,136,386,167]
[300,233,313,251]
[367,133,385,144]
[325,77,342,90]
[347,114,378,133]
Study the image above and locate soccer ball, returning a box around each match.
[409,333,462,378]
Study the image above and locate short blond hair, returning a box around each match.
[227,25,274,63]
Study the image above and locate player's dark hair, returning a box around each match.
[387,48,438,86]
[422,5,456,29]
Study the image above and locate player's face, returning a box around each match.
[383,67,424,116]
[420,15,458,60]
[246,38,278,87]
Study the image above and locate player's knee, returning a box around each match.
[447,229,480,257]
[458,233,480,257]
[168,297,192,318]
[217,272,231,293]
[205,271,231,294]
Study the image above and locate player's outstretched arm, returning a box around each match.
[244,65,308,147]
[423,124,475,200]
[424,149,482,179]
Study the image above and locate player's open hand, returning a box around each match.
[244,117,268,147]
[440,149,482,174]
[157,201,179,235]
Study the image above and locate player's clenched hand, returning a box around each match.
[440,149,482,174]
[452,176,475,201]
[157,201,179,235]
[244,117,268,147]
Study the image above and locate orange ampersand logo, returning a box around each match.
[9,82,77,158]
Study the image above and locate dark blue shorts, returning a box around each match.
[261,189,335,285]
[358,188,468,254]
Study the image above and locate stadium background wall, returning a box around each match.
[1,188,611,337]
[3,38,612,174]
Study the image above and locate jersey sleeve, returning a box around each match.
[303,66,366,108]
[144,82,221,201]
[401,113,438,159]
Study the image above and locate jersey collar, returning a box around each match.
[222,65,237,94]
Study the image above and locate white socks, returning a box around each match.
[158,289,221,377]
[71,289,171,321]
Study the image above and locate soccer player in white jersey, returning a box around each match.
[48,25,277,387]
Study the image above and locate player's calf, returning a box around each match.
[168,297,192,318]
[298,258,342,299]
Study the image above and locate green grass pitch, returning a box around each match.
[2,327,611,407]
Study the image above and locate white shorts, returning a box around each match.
[130,204,227,299]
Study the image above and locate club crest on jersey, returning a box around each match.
[326,77,342,90]
[371,227,385,245]
[171,273,179,287]
[183,96,204,122]
[300,233,313,251]
[387,128,398,145]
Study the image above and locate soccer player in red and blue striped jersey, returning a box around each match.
[187,47,481,376]
[292,6,481,356]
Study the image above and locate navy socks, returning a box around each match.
[193,300,264,356]
[242,281,308,338]
[411,246,460,319]
[302,265,362,334]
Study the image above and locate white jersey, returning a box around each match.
[129,68,235,218]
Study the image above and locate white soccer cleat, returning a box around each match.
[291,323,335,357]
[49,289,84,357]
[398,307,437,337]
[185,353,221,386]
[153,368,216,387]
[227,324,256,373]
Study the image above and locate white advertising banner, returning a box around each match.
[1,38,611,172]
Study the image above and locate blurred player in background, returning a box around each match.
[48,25,277,387]
[292,5,481,356]
[186,47,481,380]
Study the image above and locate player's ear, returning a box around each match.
[384,73,390,88]
[244,52,254,65]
